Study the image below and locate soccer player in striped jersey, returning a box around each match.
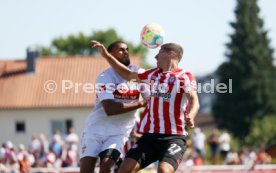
[91,40,200,173]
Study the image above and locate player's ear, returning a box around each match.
[169,51,179,61]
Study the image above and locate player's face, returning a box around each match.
[110,43,130,66]
[155,49,171,69]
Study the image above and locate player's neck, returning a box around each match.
[161,61,178,72]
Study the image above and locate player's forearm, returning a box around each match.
[188,93,200,119]
[104,100,146,116]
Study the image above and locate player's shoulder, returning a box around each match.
[97,68,114,80]
[98,67,113,76]
[184,71,194,78]
[177,70,196,81]
[142,67,159,74]
[128,65,142,72]
[178,70,194,78]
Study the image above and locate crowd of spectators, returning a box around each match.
[182,127,272,167]
[0,128,79,173]
[0,127,273,173]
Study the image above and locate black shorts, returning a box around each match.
[125,133,186,170]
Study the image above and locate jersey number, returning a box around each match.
[168,143,181,155]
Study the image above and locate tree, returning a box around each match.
[245,114,276,148]
[212,0,276,139]
[38,28,148,63]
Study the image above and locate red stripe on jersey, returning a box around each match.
[137,68,158,80]
[163,101,170,133]
[124,143,128,154]
[174,90,184,134]
[142,107,150,133]
[163,74,174,134]
[153,97,160,132]
[177,75,186,93]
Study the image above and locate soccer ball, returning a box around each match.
[140,23,165,49]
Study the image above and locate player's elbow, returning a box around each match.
[103,107,115,116]
[194,98,200,111]
[101,100,117,116]
[196,102,200,112]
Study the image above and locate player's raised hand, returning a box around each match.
[91,40,109,58]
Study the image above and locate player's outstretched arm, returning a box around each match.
[101,99,147,116]
[91,40,140,82]
[185,91,200,128]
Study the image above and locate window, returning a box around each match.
[15,121,25,133]
[51,120,65,134]
[51,119,73,135]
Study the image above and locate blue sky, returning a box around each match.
[0,0,275,76]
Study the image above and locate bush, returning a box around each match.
[245,114,276,148]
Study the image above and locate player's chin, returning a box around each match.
[121,59,130,66]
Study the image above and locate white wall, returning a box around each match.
[0,107,91,147]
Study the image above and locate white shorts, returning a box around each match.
[79,131,128,159]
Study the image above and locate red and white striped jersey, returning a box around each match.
[138,68,197,136]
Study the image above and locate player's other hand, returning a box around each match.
[91,40,109,58]
[139,100,148,107]
[185,114,195,128]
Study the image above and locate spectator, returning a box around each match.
[218,131,231,161]
[0,147,9,173]
[5,141,19,173]
[28,136,41,156]
[19,154,32,173]
[208,128,220,164]
[17,144,27,161]
[193,151,203,166]
[240,147,257,166]
[26,148,35,167]
[257,150,271,164]
[65,128,79,149]
[63,144,78,167]
[45,148,56,168]
[191,127,206,161]
[52,129,62,145]
[39,134,49,158]
[50,136,62,158]
[224,149,240,165]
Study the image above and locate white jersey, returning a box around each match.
[83,65,145,136]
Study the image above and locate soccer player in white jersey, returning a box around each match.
[91,40,200,173]
[79,41,149,173]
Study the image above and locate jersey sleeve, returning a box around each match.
[183,72,197,92]
[95,72,115,101]
[137,68,151,100]
[137,68,158,81]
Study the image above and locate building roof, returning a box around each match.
[0,56,141,109]
[0,60,27,76]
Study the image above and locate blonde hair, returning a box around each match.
[161,43,183,62]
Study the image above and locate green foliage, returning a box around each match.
[245,115,276,148]
[212,0,276,139]
[37,28,148,60]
